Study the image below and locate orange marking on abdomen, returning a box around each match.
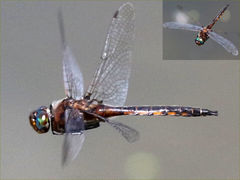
[124,111,135,115]
[181,112,189,116]
[153,112,162,115]
[168,112,176,116]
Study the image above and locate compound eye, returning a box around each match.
[29,106,50,133]
[36,110,49,129]
[195,36,204,45]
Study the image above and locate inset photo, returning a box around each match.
[163,0,239,60]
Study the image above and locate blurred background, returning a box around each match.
[1,0,239,179]
[163,0,239,60]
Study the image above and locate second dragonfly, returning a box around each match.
[163,4,239,56]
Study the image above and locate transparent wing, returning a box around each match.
[208,31,239,56]
[107,120,139,143]
[62,109,85,166]
[58,10,84,100]
[163,22,202,32]
[64,109,85,133]
[83,110,139,143]
[62,133,85,166]
[62,47,84,99]
[86,2,135,106]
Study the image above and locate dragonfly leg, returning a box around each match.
[84,92,92,100]
[88,99,103,105]
[82,110,107,122]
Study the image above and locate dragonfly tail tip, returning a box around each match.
[211,110,218,116]
[202,109,218,116]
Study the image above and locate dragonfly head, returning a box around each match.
[195,36,204,46]
[29,106,51,133]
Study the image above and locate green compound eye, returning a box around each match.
[36,111,49,128]
[195,37,204,45]
[29,106,50,133]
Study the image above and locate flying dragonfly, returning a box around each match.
[163,4,239,56]
[29,2,218,166]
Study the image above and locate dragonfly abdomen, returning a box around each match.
[207,4,229,29]
[98,106,218,117]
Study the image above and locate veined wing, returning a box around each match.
[163,22,202,32]
[58,10,84,100]
[62,109,85,166]
[84,108,139,143]
[208,31,239,56]
[85,2,135,106]
[62,133,85,166]
[107,120,139,143]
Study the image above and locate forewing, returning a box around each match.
[62,109,85,166]
[64,109,85,133]
[62,47,84,99]
[58,10,84,99]
[208,31,239,56]
[62,133,85,166]
[86,3,135,106]
[163,22,202,32]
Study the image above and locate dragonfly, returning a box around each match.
[29,2,218,166]
[163,4,239,56]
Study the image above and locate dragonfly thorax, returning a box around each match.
[29,106,51,134]
[195,29,209,46]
